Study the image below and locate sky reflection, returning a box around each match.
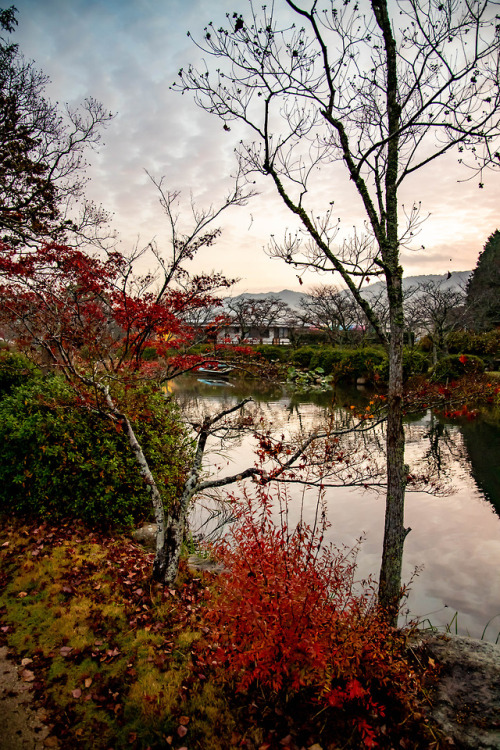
[176,377,500,642]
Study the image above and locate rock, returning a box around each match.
[131,523,156,550]
[420,634,500,749]
[131,528,228,572]
[187,554,227,574]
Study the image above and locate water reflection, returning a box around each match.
[171,375,500,642]
[461,416,500,514]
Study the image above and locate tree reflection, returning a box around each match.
[461,419,500,516]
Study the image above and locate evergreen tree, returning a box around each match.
[467,231,500,331]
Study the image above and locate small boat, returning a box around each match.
[195,365,234,378]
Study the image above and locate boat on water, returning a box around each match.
[195,365,234,378]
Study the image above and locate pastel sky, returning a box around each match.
[11,0,500,293]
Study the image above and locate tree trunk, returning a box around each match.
[151,469,200,584]
[101,389,172,585]
[371,0,409,623]
[378,271,409,623]
[432,338,438,367]
[152,502,185,584]
[118,412,170,581]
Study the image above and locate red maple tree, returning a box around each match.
[0,180,251,584]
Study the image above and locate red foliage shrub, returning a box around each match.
[202,488,427,747]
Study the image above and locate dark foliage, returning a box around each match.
[0,348,41,396]
[446,329,500,361]
[311,346,388,383]
[253,344,289,362]
[291,346,317,368]
[0,375,190,527]
[431,354,485,383]
[0,7,112,247]
[466,230,500,331]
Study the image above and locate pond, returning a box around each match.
[170,375,500,642]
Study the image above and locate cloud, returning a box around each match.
[11,0,500,291]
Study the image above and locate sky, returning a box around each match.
[10,0,500,294]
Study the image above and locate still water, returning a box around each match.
[171,376,500,642]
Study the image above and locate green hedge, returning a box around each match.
[332,347,388,382]
[309,348,347,372]
[431,354,486,382]
[292,346,430,383]
[0,350,42,397]
[373,349,430,382]
[446,330,500,358]
[253,345,289,362]
[305,346,387,382]
[0,375,191,528]
[291,346,317,368]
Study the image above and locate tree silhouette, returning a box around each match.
[0,6,113,247]
[299,285,365,344]
[467,229,500,331]
[226,295,291,342]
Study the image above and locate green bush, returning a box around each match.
[289,345,429,384]
[291,346,316,368]
[253,344,289,363]
[309,347,346,372]
[0,350,42,397]
[141,346,158,361]
[431,354,485,382]
[292,346,389,383]
[331,347,387,383]
[417,335,433,353]
[446,330,500,358]
[374,348,430,382]
[0,376,191,528]
[403,348,431,376]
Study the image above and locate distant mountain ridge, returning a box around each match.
[223,289,308,311]
[357,270,471,300]
[225,271,471,310]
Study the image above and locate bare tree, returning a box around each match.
[300,284,369,344]
[226,294,291,341]
[225,297,256,341]
[126,175,252,365]
[177,0,500,618]
[405,281,466,364]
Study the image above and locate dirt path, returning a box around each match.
[0,647,59,749]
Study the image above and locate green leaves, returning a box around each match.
[0,350,41,397]
[0,375,191,528]
[287,365,333,392]
[431,353,485,383]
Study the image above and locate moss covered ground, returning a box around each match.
[0,519,451,750]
